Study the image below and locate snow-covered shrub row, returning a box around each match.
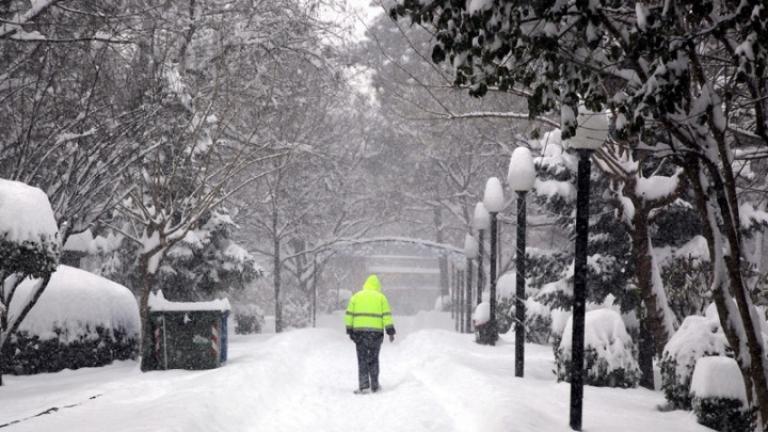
[660,315,730,409]
[3,266,140,374]
[556,309,640,388]
[690,357,755,432]
[0,179,60,277]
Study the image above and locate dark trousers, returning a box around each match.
[353,332,383,390]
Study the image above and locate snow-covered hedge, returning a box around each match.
[3,266,140,374]
[556,309,640,388]
[690,357,755,432]
[660,315,730,409]
[0,179,60,277]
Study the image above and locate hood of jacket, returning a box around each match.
[363,274,381,292]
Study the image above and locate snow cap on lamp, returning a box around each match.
[565,107,609,150]
[473,202,490,230]
[464,233,479,258]
[508,147,536,192]
[483,177,505,213]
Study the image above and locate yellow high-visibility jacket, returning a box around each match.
[345,274,396,335]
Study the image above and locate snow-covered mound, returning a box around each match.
[12,265,140,341]
[690,356,745,402]
[6,265,140,374]
[660,315,730,409]
[557,309,640,387]
[474,301,490,326]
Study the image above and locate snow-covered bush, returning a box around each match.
[234,304,263,334]
[690,357,755,432]
[0,179,60,278]
[524,298,552,344]
[496,296,515,334]
[556,309,640,388]
[499,295,552,344]
[3,266,140,374]
[660,315,730,409]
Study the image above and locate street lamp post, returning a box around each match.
[508,147,536,378]
[566,108,609,431]
[473,202,490,307]
[464,233,479,333]
[483,177,505,346]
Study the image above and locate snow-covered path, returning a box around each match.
[0,314,708,432]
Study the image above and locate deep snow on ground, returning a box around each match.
[0,313,708,432]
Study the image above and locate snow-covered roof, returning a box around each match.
[0,179,58,244]
[149,290,231,312]
[11,265,140,341]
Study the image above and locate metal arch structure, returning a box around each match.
[330,236,467,267]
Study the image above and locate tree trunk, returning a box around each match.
[632,210,669,357]
[274,237,282,333]
[138,252,158,371]
[434,207,449,297]
[637,307,655,390]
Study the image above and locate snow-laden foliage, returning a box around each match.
[4,266,139,375]
[557,309,640,388]
[496,272,552,343]
[661,316,731,409]
[390,0,768,419]
[656,235,712,321]
[97,209,260,302]
[691,357,755,432]
[156,211,262,301]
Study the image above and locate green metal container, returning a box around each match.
[141,292,230,371]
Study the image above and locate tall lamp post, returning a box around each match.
[483,177,505,346]
[508,147,536,378]
[566,109,609,431]
[464,233,479,333]
[473,202,490,306]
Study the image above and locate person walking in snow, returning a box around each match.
[345,274,396,394]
